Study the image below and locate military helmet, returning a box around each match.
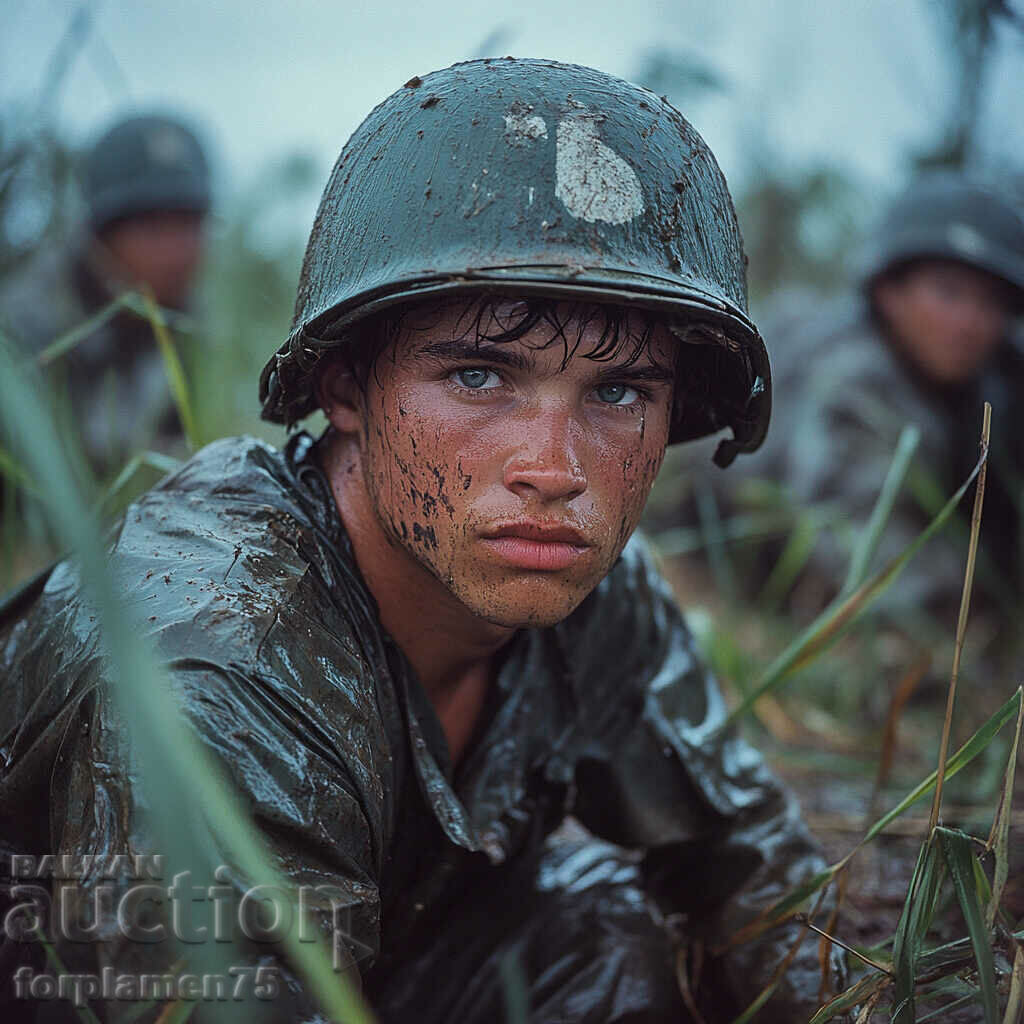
[83,114,212,231]
[859,173,1024,299]
[260,57,769,465]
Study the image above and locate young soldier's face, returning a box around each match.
[349,301,676,628]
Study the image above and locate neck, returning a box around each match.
[318,430,514,761]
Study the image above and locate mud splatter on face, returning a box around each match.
[356,300,676,628]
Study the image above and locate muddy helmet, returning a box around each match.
[859,173,1024,299]
[260,57,769,465]
[83,114,211,231]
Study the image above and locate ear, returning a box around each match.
[315,355,363,436]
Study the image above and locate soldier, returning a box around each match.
[676,174,1024,622]
[1,60,843,1022]
[0,113,211,476]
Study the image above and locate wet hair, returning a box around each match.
[320,293,749,438]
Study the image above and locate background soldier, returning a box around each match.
[670,174,1024,628]
[0,112,211,476]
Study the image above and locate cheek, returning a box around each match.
[598,417,669,548]
[365,392,465,555]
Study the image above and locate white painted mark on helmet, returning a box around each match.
[504,109,548,143]
[948,222,986,259]
[555,117,643,225]
[147,126,190,166]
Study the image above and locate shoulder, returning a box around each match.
[2,437,396,831]
[3,436,380,722]
[769,299,931,446]
[107,436,357,667]
[771,297,893,384]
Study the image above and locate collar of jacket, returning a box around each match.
[284,431,581,864]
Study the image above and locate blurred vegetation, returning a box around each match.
[190,152,317,445]
[2,1,1023,1020]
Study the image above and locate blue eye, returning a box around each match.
[453,368,500,389]
[595,383,638,405]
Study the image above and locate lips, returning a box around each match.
[480,521,593,571]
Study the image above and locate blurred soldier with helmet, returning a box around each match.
[0,112,211,476]
[681,174,1024,624]
[1,60,844,1021]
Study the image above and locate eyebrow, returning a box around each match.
[417,339,533,370]
[593,364,676,386]
[416,339,676,385]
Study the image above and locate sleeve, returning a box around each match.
[2,651,384,1022]
[569,538,846,1022]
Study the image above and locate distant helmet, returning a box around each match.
[260,57,769,465]
[82,114,212,231]
[859,173,1024,299]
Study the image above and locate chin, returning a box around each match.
[458,577,598,630]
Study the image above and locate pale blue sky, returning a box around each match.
[3,0,1021,225]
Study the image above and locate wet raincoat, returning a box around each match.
[1,433,841,1022]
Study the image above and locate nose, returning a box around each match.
[502,405,587,504]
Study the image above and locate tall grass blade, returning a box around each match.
[937,826,999,1023]
[33,925,103,1024]
[653,509,807,557]
[674,947,710,1024]
[864,688,1022,844]
[0,332,374,1023]
[141,289,199,450]
[807,973,890,1024]
[155,1001,195,1024]
[724,689,1022,951]
[929,402,991,834]
[35,294,132,367]
[717,867,837,949]
[985,686,1024,929]
[723,438,987,727]
[796,914,891,975]
[96,449,181,514]
[727,980,778,1024]
[757,511,819,611]
[870,653,932,821]
[918,992,983,1021]
[1003,944,1024,1024]
[695,476,736,602]
[728,903,825,1024]
[841,424,920,596]
[853,987,886,1023]
[0,442,38,494]
[891,835,944,1024]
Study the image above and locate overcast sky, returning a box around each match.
[3,0,1022,227]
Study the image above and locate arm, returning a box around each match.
[569,538,844,1021]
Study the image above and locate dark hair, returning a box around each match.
[320,294,755,438]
